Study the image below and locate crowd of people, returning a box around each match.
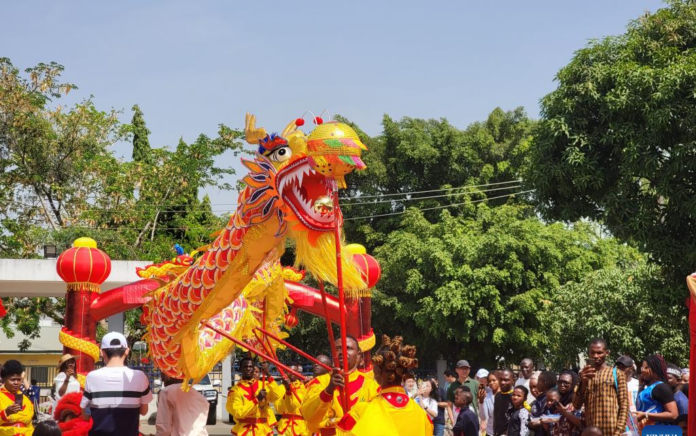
[0,332,689,436]
[405,338,689,436]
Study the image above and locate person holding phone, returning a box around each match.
[0,360,34,435]
[54,353,81,405]
[572,338,628,436]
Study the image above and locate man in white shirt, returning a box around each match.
[516,358,536,402]
[80,332,153,436]
[155,373,209,436]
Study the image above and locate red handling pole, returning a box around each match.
[333,186,350,412]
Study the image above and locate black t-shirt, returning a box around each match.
[651,382,675,405]
[434,387,447,425]
[494,392,513,436]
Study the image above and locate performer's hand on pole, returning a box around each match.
[257,388,267,403]
[326,367,345,394]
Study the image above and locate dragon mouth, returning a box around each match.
[277,158,339,231]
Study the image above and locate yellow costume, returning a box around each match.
[0,387,34,436]
[336,386,433,436]
[226,379,284,436]
[301,370,379,435]
[274,380,308,436]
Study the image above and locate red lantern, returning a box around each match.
[351,253,381,289]
[56,237,112,292]
[285,308,299,329]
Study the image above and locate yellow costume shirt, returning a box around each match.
[337,386,433,436]
[274,380,308,436]
[301,370,379,434]
[0,387,34,436]
[226,379,283,436]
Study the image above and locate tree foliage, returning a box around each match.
[547,264,689,368]
[130,104,151,163]
[370,202,643,368]
[527,0,696,283]
[0,60,244,346]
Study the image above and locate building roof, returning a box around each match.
[0,324,63,354]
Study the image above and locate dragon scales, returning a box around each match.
[141,114,369,382]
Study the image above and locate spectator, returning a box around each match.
[529,372,541,401]
[480,371,500,436]
[405,375,418,399]
[429,378,448,436]
[666,363,689,425]
[615,355,639,412]
[681,368,690,386]
[529,371,557,436]
[444,369,458,391]
[416,379,439,422]
[580,426,602,436]
[552,370,582,436]
[634,354,678,427]
[54,354,81,405]
[447,360,480,421]
[572,338,628,436]
[0,359,34,435]
[516,359,535,392]
[494,369,515,436]
[476,369,490,431]
[155,372,209,436]
[453,389,479,436]
[508,386,530,436]
[33,420,62,436]
[26,378,40,420]
[80,332,153,436]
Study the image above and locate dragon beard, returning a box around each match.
[290,229,367,297]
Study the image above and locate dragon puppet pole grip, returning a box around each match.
[202,322,306,382]
[333,186,351,412]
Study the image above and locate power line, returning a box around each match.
[339,179,522,201]
[341,184,522,207]
[344,190,535,221]
[9,179,524,213]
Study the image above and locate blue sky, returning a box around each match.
[3,0,664,204]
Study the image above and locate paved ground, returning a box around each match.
[139,420,234,435]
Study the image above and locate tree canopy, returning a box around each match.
[527,0,696,285]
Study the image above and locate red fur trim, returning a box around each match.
[59,417,93,436]
[54,392,84,421]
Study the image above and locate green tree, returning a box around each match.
[370,202,643,368]
[341,108,534,248]
[0,59,244,346]
[526,0,696,283]
[547,264,689,368]
[131,104,151,163]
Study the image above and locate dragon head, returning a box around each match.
[241,113,366,235]
[239,113,368,291]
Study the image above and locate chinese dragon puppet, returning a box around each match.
[140,114,369,382]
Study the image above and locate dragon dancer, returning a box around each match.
[227,357,285,436]
[301,337,379,435]
[336,335,433,436]
[274,363,309,436]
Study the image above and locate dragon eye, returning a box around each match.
[269,146,292,162]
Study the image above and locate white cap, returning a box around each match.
[476,369,490,379]
[101,332,128,349]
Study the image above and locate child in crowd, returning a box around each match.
[453,388,479,436]
[580,426,602,436]
[508,386,530,436]
[33,420,62,436]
